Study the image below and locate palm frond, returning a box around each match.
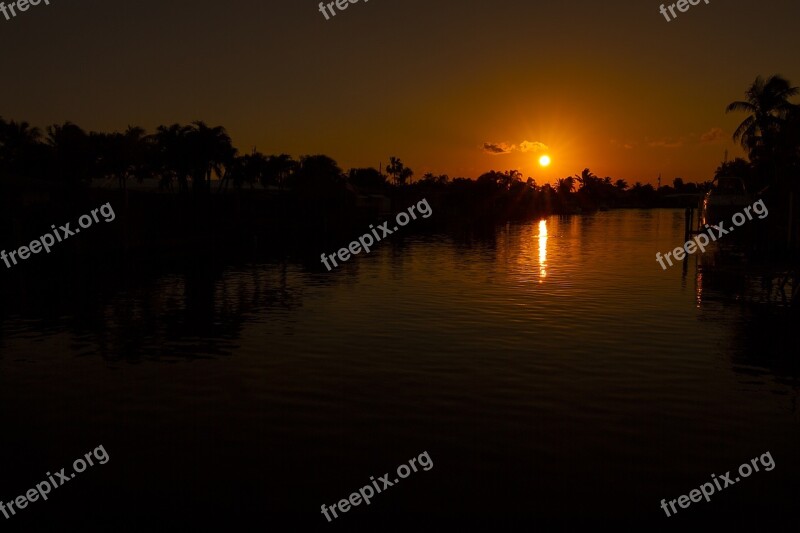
[726,101,755,114]
[732,116,755,144]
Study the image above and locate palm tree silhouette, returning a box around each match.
[399,166,414,186]
[151,124,194,192]
[574,168,598,191]
[219,151,273,191]
[0,118,41,177]
[46,122,92,185]
[98,126,149,191]
[726,75,799,175]
[291,155,343,192]
[556,176,575,195]
[187,121,235,194]
[264,154,297,190]
[386,156,400,185]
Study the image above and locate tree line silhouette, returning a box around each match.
[1,74,798,220]
[0,116,705,218]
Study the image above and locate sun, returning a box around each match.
[539,154,552,167]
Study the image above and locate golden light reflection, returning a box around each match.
[695,270,703,308]
[538,219,548,281]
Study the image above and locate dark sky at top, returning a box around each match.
[1,0,798,183]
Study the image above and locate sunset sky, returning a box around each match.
[1,0,799,185]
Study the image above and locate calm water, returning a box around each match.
[1,209,798,530]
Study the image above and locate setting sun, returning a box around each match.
[539,155,551,167]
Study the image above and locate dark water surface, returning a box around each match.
[1,209,798,530]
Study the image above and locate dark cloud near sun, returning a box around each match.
[483,140,548,155]
[483,142,514,154]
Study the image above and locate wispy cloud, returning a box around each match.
[647,136,686,149]
[700,127,725,144]
[644,128,726,149]
[610,139,636,150]
[518,140,548,153]
[482,140,548,155]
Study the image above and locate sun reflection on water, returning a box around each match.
[538,219,548,281]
